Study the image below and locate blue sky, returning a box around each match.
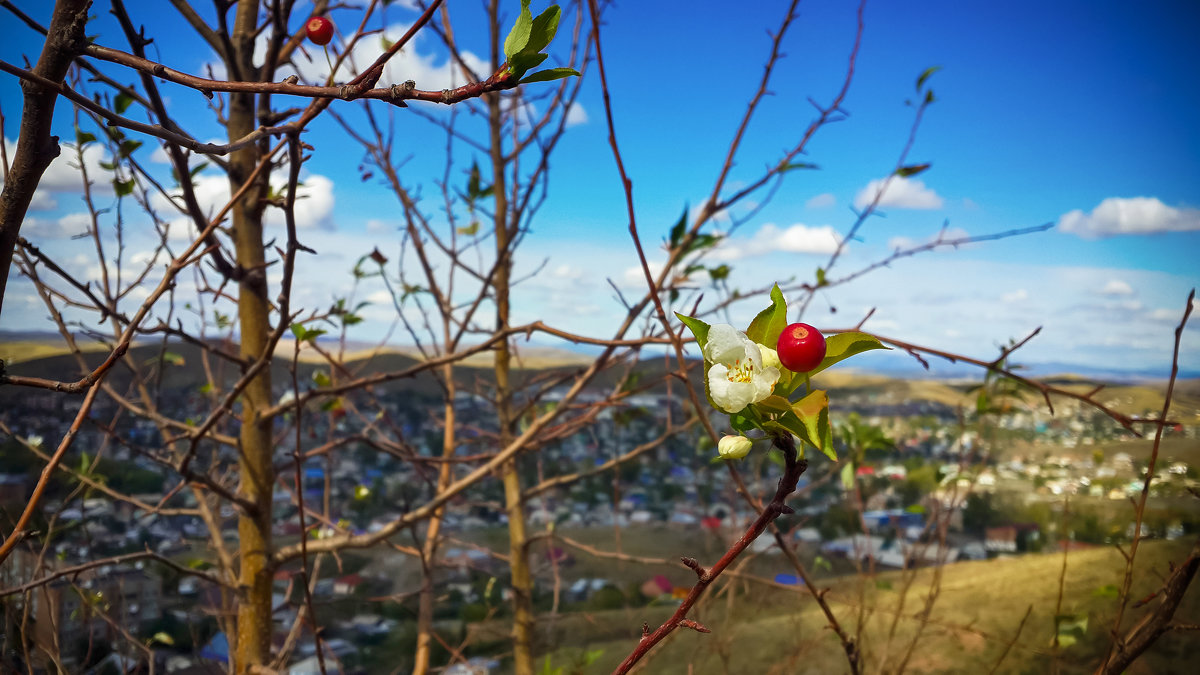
[1,0,1198,375]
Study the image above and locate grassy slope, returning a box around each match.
[540,540,1198,674]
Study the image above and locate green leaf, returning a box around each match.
[745,284,788,348]
[915,65,941,91]
[895,163,931,178]
[875,579,893,590]
[1093,584,1119,598]
[1054,613,1088,648]
[75,128,96,146]
[150,632,175,646]
[118,139,142,158]
[729,412,756,433]
[162,351,185,366]
[668,206,688,249]
[114,91,134,115]
[771,389,833,460]
[682,233,721,256]
[518,67,580,84]
[905,503,925,514]
[755,395,793,415]
[800,331,889,380]
[675,312,711,355]
[312,371,331,388]
[98,160,116,171]
[381,36,395,51]
[794,389,834,460]
[524,4,561,56]
[976,390,990,414]
[525,4,561,54]
[113,177,135,197]
[510,51,550,77]
[457,221,480,236]
[708,264,730,281]
[779,161,819,172]
[815,267,827,287]
[467,161,482,198]
[198,382,213,395]
[841,462,855,489]
[291,323,327,343]
[503,0,534,64]
[813,555,832,573]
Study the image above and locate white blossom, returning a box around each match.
[705,324,780,413]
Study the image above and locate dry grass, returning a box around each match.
[536,539,1198,674]
[0,339,111,365]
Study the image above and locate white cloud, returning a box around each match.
[853,176,943,210]
[1001,289,1028,304]
[29,190,59,211]
[22,212,91,239]
[1058,197,1200,238]
[550,264,584,281]
[267,174,336,230]
[151,169,336,234]
[622,261,663,288]
[565,103,588,128]
[887,226,970,252]
[366,219,396,234]
[1100,279,1133,296]
[771,224,842,254]
[805,193,836,209]
[3,136,113,195]
[716,223,841,260]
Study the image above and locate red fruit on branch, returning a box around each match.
[776,322,826,373]
[306,16,334,46]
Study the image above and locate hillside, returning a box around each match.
[541,540,1198,674]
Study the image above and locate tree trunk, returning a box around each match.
[489,87,535,675]
[0,0,89,319]
[228,1,274,670]
[412,372,456,674]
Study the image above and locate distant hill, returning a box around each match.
[2,331,1196,419]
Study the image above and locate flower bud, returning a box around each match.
[759,344,781,371]
[717,435,753,460]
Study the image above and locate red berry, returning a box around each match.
[306,16,334,46]
[776,323,826,373]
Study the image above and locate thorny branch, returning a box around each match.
[1099,288,1196,673]
[612,434,808,674]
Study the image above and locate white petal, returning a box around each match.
[705,324,747,365]
[743,339,764,369]
[708,364,732,409]
[752,366,780,401]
